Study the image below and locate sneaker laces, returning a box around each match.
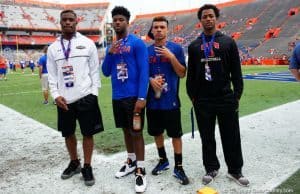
[119,158,133,172]
[135,174,144,186]
[206,170,217,178]
[82,166,93,180]
[155,159,167,168]
[175,167,187,178]
[64,160,79,174]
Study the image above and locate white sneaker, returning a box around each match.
[115,158,136,178]
[135,168,147,193]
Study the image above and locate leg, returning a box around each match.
[61,133,81,180]
[217,110,243,174]
[82,135,94,165]
[132,132,145,161]
[123,128,135,153]
[154,133,164,148]
[43,90,49,102]
[194,105,220,172]
[172,137,182,155]
[65,134,78,160]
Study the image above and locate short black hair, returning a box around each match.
[152,16,169,26]
[60,9,77,19]
[197,4,220,20]
[111,6,131,21]
[147,16,169,40]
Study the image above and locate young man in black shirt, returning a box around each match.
[186,4,249,187]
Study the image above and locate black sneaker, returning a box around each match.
[135,167,147,193]
[61,160,81,179]
[202,170,219,185]
[173,166,189,185]
[227,173,250,187]
[152,159,169,175]
[81,165,95,186]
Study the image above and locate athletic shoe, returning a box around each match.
[151,159,169,175]
[227,173,250,187]
[115,158,137,178]
[61,160,81,179]
[43,100,49,105]
[135,167,147,193]
[202,170,219,185]
[81,165,95,186]
[173,167,189,185]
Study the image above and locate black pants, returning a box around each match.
[193,100,243,174]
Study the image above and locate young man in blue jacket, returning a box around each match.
[102,6,149,193]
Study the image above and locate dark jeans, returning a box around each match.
[193,100,243,174]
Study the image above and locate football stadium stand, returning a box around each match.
[0,0,299,65]
[129,0,300,65]
[0,0,109,63]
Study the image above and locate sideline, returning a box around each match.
[0,101,299,193]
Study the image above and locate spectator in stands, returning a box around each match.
[47,9,104,187]
[0,56,7,80]
[102,6,148,193]
[38,46,49,105]
[289,42,300,81]
[28,59,35,74]
[186,4,249,187]
[146,16,189,185]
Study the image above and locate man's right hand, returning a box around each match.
[55,96,68,111]
[149,76,164,92]
[108,40,122,55]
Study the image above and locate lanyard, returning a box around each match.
[61,37,71,61]
[118,35,128,59]
[201,32,215,60]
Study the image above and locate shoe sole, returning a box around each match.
[135,185,147,193]
[152,166,170,175]
[61,168,81,180]
[226,174,250,187]
[84,179,95,186]
[173,174,189,185]
[115,167,136,178]
[202,171,219,185]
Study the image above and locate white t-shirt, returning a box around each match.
[47,32,100,104]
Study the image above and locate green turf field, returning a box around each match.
[0,65,299,153]
[0,65,299,193]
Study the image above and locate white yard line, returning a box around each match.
[0,90,41,96]
[0,101,299,194]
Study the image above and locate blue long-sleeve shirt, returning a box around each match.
[102,34,149,100]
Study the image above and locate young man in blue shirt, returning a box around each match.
[102,6,149,193]
[146,16,189,185]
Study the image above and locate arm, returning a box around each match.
[38,58,42,79]
[186,45,196,101]
[38,65,42,79]
[290,69,300,81]
[134,39,149,112]
[46,48,68,110]
[229,40,243,100]
[101,47,113,77]
[155,45,186,78]
[101,40,122,77]
[89,42,100,96]
[289,44,300,81]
